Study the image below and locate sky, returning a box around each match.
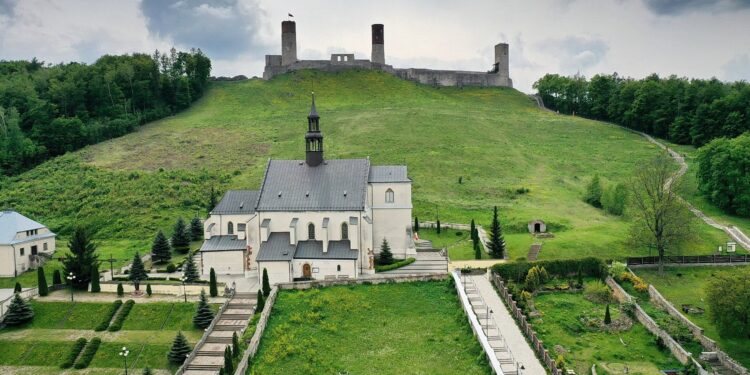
[0,0,749,93]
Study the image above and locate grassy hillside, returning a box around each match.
[0,69,728,269]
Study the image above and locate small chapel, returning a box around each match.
[199,95,415,285]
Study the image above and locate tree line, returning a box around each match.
[0,48,211,175]
[533,73,750,147]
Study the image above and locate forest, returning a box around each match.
[0,48,211,175]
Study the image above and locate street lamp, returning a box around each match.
[180,276,187,303]
[119,346,129,375]
[485,308,493,334]
[66,272,76,302]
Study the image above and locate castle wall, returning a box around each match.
[394,68,513,88]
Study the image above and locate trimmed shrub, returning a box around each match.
[52,269,62,285]
[37,267,49,296]
[108,299,134,332]
[61,337,87,369]
[232,332,240,358]
[223,346,234,374]
[210,268,218,297]
[166,263,177,273]
[262,268,271,297]
[14,282,21,293]
[146,283,152,296]
[74,337,101,369]
[375,258,416,272]
[116,282,124,297]
[492,257,607,284]
[256,289,265,312]
[604,304,612,324]
[90,268,100,293]
[95,299,123,331]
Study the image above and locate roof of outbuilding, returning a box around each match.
[256,233,296,261]
[211,190,259,215]
[294,240,359,260]
[199,235,246,252]
[0,211,54,245]
[368,166,410,183]
[256,159,370,211]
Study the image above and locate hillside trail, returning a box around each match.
[530,96,750,251]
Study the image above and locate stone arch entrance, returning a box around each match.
[302,263,312,278]
[527,219,547,234]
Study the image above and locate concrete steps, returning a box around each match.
[527,243,541,261]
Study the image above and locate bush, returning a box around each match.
[116,282,124,297]
[74,337,101,369]
[375,258,416,272]
[609,261,627,279]
[146,283,152,296]
[524,266,549,292]
[584,280,613,304]
[166,263,177,273]
[602,182,628,216]
[210,268,219,297]
[37,267,49,296]
[53,270,62,285]
[493,257,607,283]
[108,299,134,332]
[61,338,87,369]
[95,299,123,331]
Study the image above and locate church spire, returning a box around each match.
[305,93,323,166]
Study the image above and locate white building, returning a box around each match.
[199,96,415,285]
[0,210,56,277]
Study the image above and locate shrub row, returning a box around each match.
[74,337,101,369]
[107,300,134,332]
[60,338,87,369]
[492,257,607,284]
[376,257,416,272]
[95,300,123,331]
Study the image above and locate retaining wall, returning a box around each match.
[99,282,212,296]
[235,287,278,375]
[276,273,447,290]
[175,290,234,375]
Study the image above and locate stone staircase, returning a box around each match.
[526,243,542,261]
[183,292,256,375]
[381,251,448,274]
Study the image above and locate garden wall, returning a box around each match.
[276,273,447,290]
[235,287,278,375]
[98,282,211,296]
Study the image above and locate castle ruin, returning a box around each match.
[263,21,512,88]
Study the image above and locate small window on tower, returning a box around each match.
[385,188,395,203]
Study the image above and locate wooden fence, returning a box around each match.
[627,255,750,266]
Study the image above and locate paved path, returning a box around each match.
[469,274,545,374]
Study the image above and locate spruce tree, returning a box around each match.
[183,252,200,283]
[223,346,234,374]
[129,252,148,291]
[232,332,240,358]
[167,331,191,364]
[414,216,419,232]
[190,216,203,241]
[193,289,214,329]
[37,267,49,296]
[209,268,218,297]
[604,304,612,325]
[488,206,506,259]
[584,174,603,208]
[262,268,271,297]
[172,218,191,254]
[379,238,394,265]
[256,289,265,312]
[151,230,172,264]
[90,268,101,293]
[14,282,21,293]
[62,227,98,290]
[52,270,62,285]
[3,293,34,326]
[146,283,153,296]
[117,283,124,297]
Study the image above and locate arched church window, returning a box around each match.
[341,223,348,240]
[337,265,341,272]
[228,222,234,235]
[385,188,395,203]
[308,223,315,240]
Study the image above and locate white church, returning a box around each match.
[199,96,415,285]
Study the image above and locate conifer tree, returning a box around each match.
[146,283,153,296]
[207,186,218,213]
[172,218,191,254]
[129,252,148,291]
[62,227,99,290]
[414,216,419,232]
[117,283,124,297]
[151,230,172,264]
[183,252,200,283]
[14,282,21,293]
[223,346,234,374]
[167,331,191,364]
[190,216,203,241]
[209,268,218,297]
[470,219,478,246]
[90,268,101,293]
[193,289,214,329]
[604,304,612,325]
[3,293,34,326]
[488,206,506,259]
[53,270,62,285]
[219,368,225,375]
[37,267,48,296]
[262,268,271,297]
[256,289,265,312]
[436,219,441,234]
[474,241,482,260]
[232,332,240,358]
[379,238,394,265]
[577,268,584,287]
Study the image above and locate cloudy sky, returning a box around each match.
[1,0,749,92]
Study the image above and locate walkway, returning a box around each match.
[380,251,449,275]
[468,273,545,374]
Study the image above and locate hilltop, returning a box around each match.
[0,69,728,265]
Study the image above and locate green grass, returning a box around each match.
[0,69,732,269]
[532,290,681,374]
[251,280,490,374]
[636,266,750,368]
[418,228,489,260]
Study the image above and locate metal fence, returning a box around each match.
[627,254,750,266]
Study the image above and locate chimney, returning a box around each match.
[281,20,297,66]
[371,24,385,64]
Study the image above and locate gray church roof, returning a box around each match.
[199,235,246,252]
[256,233,296,261]
[256,159,370,211]
[211,190,259,215]
[294,240,359,260]
[368,166,410,183]
[0,210,55,245]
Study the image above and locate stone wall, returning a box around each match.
[234,287,278,375]
[99,282,215,296]
[176,291,235,375]
[276,273,447,290]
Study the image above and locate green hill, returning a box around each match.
[0,69,728,269]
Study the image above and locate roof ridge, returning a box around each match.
[255,158,273,210]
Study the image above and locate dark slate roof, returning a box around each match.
[368,166,410,183]
[294,240,358,260]
[256,233,295,261]
[256,159,370,211]
[211,190,259,215]
[200,235,246,252]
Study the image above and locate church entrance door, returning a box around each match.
[303,263,312,278]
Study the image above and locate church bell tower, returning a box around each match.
[305,94,324,167]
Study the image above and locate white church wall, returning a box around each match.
[204,213,255,239]
[257,211,364,246]
[369,181,413,258]
[199,250,245,276]
[292,259,357,280]
[258,261,292,285]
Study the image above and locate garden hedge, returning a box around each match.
[74,337,101,369]
[107,299,135,332]
[60,337,87,369]
[375,257,416,272]
[95,300,123,331]
[492,257,607,284]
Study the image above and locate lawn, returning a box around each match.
[251,280,490,374]
[635,266,750,368]
[531,286,681,374]
[417,227,490,260]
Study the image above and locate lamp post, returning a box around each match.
[181,276,187,303]
[119,346,129,375]
[485,308,493,334]
[66,272,76,302]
